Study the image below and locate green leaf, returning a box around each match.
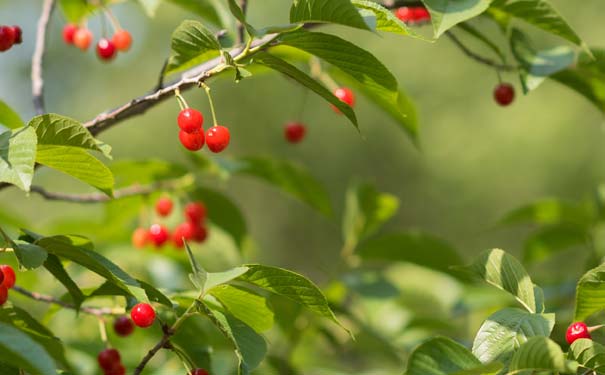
[205,267,250,291]
[356,231,463,277]
[0,127,37,191]
[166,20,222,75]
[551,48,605,113]
[568,338,605,373]
[421,0,494,38]
[253,52,358,128]
[210,284,274,333]
[523,224,587,263]
[509,337,575,373]
[165,0,230,27]
[137,0,161,17]
[185,241,207,292]
[472,308,555,364]
[43,254,85,308]
[574,262,605,321]
[202,304,267,375]
[500,198,593,226]
[238,264,348,333]
[456,248,537,312]
[404,336,501,375]
[491,0,587,50]
[12,240,48,270]
[170,315,212,371]
[36,145,114,196]
[290,0,370,31]
[279,30,412,140]
[351,0,423,38]
[0,322,57,375]
[342,183,399,250]
[227,0,257,36]
[0,100,24,130]
[59,0,96,23]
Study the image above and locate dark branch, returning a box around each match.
[237,0,248,45]
[31,0,55,115]
[133,324,175,375]
[445,31,517,72]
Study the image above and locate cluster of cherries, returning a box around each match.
[62,23,132,61]
[0,25,22,52]
[0,265,16,305]
[177,107,231,153]
[132,198,209,249]
[394,6,432,24]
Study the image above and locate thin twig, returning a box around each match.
[12,285,124,316]
[31,0,56,115]
[154,59,169,91]
[237,0,248,45]
[133,323,174,375]
[445,31,517,72]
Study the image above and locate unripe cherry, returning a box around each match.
[112,29,132,52]
[206,126,230,153]
[132,228,149,248]
[130,303,156,328]
[73,28,93,50]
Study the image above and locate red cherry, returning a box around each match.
[284,122,306,144]
[132,228,149,248]
[97,348,121,371]
[148,224,170,247]
[73,28,93,50]
[97,38,116,61]
[185,202,206,224]
[394,7,413,22]
[113,316,135,337]
[190,369,210,375]
[412,7,431,22]
[332,87,355,113]
[193,225,208,243]
[179,129,205,151]
[11,26,22,44]
[0,265,16,289]
[130,303,156,328]
[112,29,132,52]
[172,222,196,248]
[494,83,515,106]
[178,108,204,133]
[0,26,16,52]
[206,126,230,153]
[566,322,591,345]
[105,364,126,375]
[63,24,78,45]
[0,284,8,306]
[155,197,173,217]
[0,265,4,285]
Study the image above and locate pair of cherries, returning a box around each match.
[0,25,22,52]
[63,24,132,61]
[177,108,230,153]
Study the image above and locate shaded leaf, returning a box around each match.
[166,20,222,75]
[0,127,37,191]
[210,284,274,333]
[290,0,370,31]
[421,0,494,38]
[509,337,575,373]
[0,100,24,130]
[0,322,56,375]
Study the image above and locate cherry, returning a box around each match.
[0,265,4,285]
[178,108,204,133]
[284,122,306,144]
[332,87,355,113]
[173,222,196,248]
[0,265,16,289]
[0,26,16,52]
[494,83,515,106]
[155,197,173,217]
[566,322,591,345]
[112,30,132,52]
[394,7,413,22]
[179,129,205,151]
[130,303,156,328]
[193,225,208,243]
[63,24,78,45]
[97,348,121,371]
[105,364,126,375]
[11,26,22,44]
[0,284,8,306]
[190,369,210,375]
[113,316,135,337]
[132,228,149,248]
[413,7,431,22]
[148,224,170,247]
[97,38,117,61]
[206,126,230,153]
[73,28,93,50]
[185,202,206,224]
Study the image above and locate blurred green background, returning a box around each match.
[0,1,604,373]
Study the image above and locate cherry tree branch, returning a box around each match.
[32,0,56,115]
[12,285,124,316]
[133,323,175,375]
[445,31,517,72]
[237,0,249,45]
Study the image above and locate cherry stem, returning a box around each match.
[98,318,109,347]
[309,57,339,91]
[200,82,219,127]
[174,89,189,110]
[103,6,121,32]
[588,324,605,333]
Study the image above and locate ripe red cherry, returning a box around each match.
[155,197,173,217]
[0,265,16,289]
[190,369,210,375]
[395,7,413,22]
[113,316,135,337]
[97,38,116,61]
[132,228,149,248]
[112,29,132,52]
[173,222,196,248]
[178,108,204,133]
[130,303,156,328]
[284,122,306,144]
[0,265,4,285]
[566,322,591,345]
[0,26,16,52]
[73,28,93,50]
[148,224,169,247]
[97,348,121,371]
[105,364,126,375]
[332,87,355,113]
[412,7,431,22]
[0,284,8,306]
[179,129,205,151]
[11,26,22,44]
[63,24,78,45]
[206,126,230,153]
[185,202,206,224]
[193,225,208,243]
[494,83,515,106]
